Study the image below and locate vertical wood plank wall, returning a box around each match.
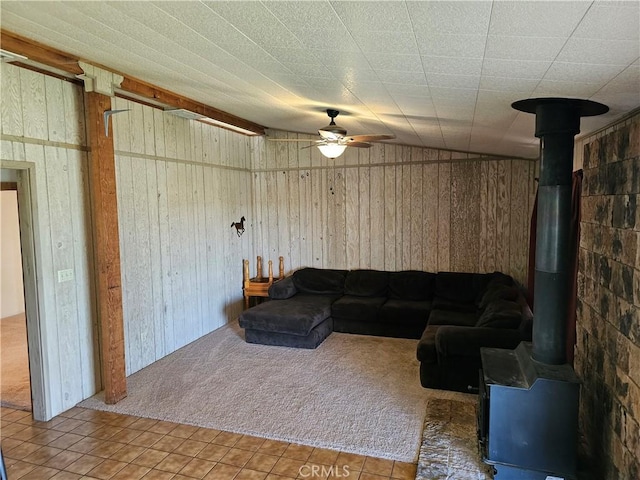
[110,98,252,376]
[0,63,99,417]
[252,130,537,285]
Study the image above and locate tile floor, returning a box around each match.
[1,406,418,480]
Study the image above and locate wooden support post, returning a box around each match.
[85,91,127,404]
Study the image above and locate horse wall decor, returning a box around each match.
[231,216,246,237]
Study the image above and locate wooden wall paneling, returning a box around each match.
[496,160,512,274]
[298,140,312,270]
[345,165,360,269]
[310,151,323,267]
[334,167,349,268]
[166,161,182,351]
[509,161,528,283]
[450,161,481,272]
[183,164,198,340]
[319,156,330,268]
[1,63,24,137]
[163,113,178,159]
[66,148,99,396]
[202,165,216,332]
[479,161,489,272]
[153,109,166,158]
[194,164,207,336]
[410,148,424,270]
[423,149,439,271]
[274,134,289,265]
[392,145,403,271]
[129,102,145,155]
[175,161,190,346]
[44,76,66,143]
[437,154,451,271]
[211,162,226,330]
[20,68,48,141]
[383,159,396,271]
[61,80,85,146]
[401,148,412,270]
[142,105,156,156]
[358,163,371,268]
[288,134,301,270]
[370,165,384,270]
[486,160,498,272]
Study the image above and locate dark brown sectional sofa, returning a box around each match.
[238,267,532,392]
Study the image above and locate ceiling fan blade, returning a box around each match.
[346,142,372,148]
[318,130,342,141]
[300,144,318,150]
[266,137,317,142]
[346,134,395,143]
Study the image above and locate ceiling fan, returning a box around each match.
[272,109,395,159]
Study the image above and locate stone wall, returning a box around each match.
[576,112,640,479]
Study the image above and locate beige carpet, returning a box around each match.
[80,321,431,462]
[0,313,32,410]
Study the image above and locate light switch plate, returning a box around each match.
[57,269,74,283]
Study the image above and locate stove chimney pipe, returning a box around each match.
[512,98,608,365]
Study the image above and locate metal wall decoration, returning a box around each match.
[231,216,246,237]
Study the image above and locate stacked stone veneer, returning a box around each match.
[576,112,640,479]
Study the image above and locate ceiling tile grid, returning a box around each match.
[0,0,638,158]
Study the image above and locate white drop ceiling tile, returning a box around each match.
[430,87,478,103]
[572,3,640,41]
[414,34,487,58]
[263,0,344,32]
[544,62,627,85]
[326,65,379,88]
[534,80,605,98]
[296,28,361,52]
[421,56,483,76]
[427,74,480,90]
[590,92,640,117]
[330,1,413,33]
[285,63,336,79]
[556,38,640,65]
[481,59,552,80]
[407,1,492,36]
[266,48,325,66]
[476,89,533,106]
[365,53,423,73]
[485,35,567,61]
[378,70,428,86]
[488,1,590,38]
[350,30,418,54]
[479,76,540,92]
[391,97,436,117]
[384,84,432,98]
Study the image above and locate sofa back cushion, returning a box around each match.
[477,284,520,310]
[293,268,347,295]
[388,271,436,301]
[435,272,476,303]
[344,270,389,297]
[475,300,522,329]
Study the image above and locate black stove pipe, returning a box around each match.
[512,98,608,365]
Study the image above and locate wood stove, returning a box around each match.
[478,98,609,480]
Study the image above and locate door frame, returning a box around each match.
[1,161,49,421]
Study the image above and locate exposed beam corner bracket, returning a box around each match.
[77,61,123,97]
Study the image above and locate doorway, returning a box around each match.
[0,180,31,411]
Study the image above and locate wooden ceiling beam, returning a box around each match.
[1,29,266,136]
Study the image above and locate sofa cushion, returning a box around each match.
[293,268,347,295]
[477,284,520,310]
[379,299,432,327]
[417,326,439,363]
[435,272,476,303]
[268,276,298,299]
[427,309,478,327]
[475,300,522,329]
[239,294,337,336]
[388,271,436,301]
[331,295,387,322]
[431,297,477,313]
[344,270,389,297]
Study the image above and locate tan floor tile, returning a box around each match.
[245,452,280,472]
[189,428,221,443]
[335,452,366,471]
[48,432,85,449]
[167,424,199,439]
[196,443,230,462]
[211,431,242,448]
[53,418,86,433]
[235,435,266,451]
[109,444,146,463]
[172,475,193,480]
[67,437,103,454]
[1,437,23,451]
[271,457,306,477]
[108,415,139,429]
[86,458,128,480]
[391,461,417,479]
[362,457,394,476]
[1,422,28,438]
[23,445,64,465]
[69,422,103,437]
[89,440,126,458]
[235,468,268,480]
[51,471,83,479]
[202,463,241,479]
[30,429,65,445]
[16,464,60,479]
[108,428,143,444]
[148,421,181,435]
[327,465,360,479]
[155,452,192,473]
[133,448,170,468]
[90,426,124,441]
[10,425,47,441]
[43,449,83,470]
[6,459,37,478]
[140,469,176,480]
[219,447,254,467]
[257,439,289,457]
[173,438,207,457]
[5,441,42,460]
[177,457,216,478]
[152,435,185,453]
[282,444,313,461]
[265,474,295,480]
[131,431,165,448]
[65,454,105,475]
[129,418,160,431]
[110,463,151,480]
[308,448,339,465]
[359,473,390,480]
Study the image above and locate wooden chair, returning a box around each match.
[243,256,285,309]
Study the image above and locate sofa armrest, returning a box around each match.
[435,326,524,358]
[268,276,298,299]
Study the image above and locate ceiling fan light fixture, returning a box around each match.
[317,143,347,159]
